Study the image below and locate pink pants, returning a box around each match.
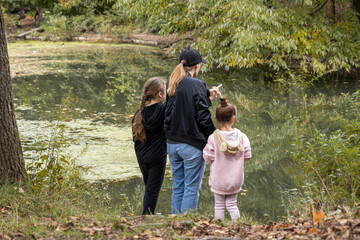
[214,193,240,221]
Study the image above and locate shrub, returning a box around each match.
[3,12,19,34]
[291,91,360,211]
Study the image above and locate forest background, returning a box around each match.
[0,0,359,239]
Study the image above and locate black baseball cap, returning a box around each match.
[179,48,206,66]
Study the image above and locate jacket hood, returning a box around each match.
[142,103,164,132]
[214,129,244,156]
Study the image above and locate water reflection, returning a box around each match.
[11,42,174,122]
[107,155,294,222]
[9,42,356,223]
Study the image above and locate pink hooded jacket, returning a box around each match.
[203,128,251,195]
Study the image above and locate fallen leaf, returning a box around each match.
[93,227,105,232]
[82,227,93,233]
[184,231,194,236]
[49,222,58,228]
[105,226,111,235]
[44,203,52,210]
[55,224,69,232]
[82,227,96,235]
[342,230,350,239]
[68,216,81,221]
[172,221,181,229]
[297,229,307,235]
[292,209,299,217]
[13,231,24,237]
[143,229,152,235]
[199,220,209,226]
[1,207,8,214]
[214,229,226,236]
[308,228,319,234]
[313,210,325,225]
[0,233,10,240]
[339,219,348,225]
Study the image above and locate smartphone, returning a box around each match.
[216,84,222,95]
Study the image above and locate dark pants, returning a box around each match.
[138,157,166,215]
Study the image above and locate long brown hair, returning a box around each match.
[167,60,195,96]
[132,77,165,142]
[216,97,237,125]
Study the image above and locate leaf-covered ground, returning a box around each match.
[1,210,359,239]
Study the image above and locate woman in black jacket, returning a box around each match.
[132,77,167,215]
[165,48,220,214]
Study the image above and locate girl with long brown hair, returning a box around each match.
[132,77,167,215]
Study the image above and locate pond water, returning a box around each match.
[8,41,356,222]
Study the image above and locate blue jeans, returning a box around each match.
[167,143,206,214]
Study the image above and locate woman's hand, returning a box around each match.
[209,84,222,101]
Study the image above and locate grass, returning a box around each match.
[0,181,258,239]
[0,180,123,238]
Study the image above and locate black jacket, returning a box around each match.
[132,103,166,163]
[164,75,215,150]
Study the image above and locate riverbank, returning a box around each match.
[7,22,195,50]
[19,32,195,49]
[1,182,360,239]
[6,40,360,240]
[5,22,360,238]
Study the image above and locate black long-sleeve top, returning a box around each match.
[132,102,166,163]
[164,75,215,150]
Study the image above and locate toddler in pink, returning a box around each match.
[203,97,251,221]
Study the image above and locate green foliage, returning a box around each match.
[41,10,128,39]
[2,12,19,34]
[113,0,360,85]
[41,15,75,40]
[291,90,360,209]
[26,121,82,193]
[6,0,359,89]
[0,0,59,13]
[4,0,360,86]
[105,73,140,117]
[53,0,117,16]
[25,90,90,194]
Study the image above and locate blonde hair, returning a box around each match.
[132,77,166,142]
[167,60,195,96]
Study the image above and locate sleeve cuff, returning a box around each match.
[206,89,210,97]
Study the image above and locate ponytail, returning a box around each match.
[132,96,147,142]
[168,60,191,96]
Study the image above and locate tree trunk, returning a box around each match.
[353,0,360,21]
[34,7,44,27]
[0,7,26,184]
[332,0,336,22]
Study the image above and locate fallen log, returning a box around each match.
[13,27,43,39]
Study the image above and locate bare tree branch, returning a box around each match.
[311,0,330,15]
